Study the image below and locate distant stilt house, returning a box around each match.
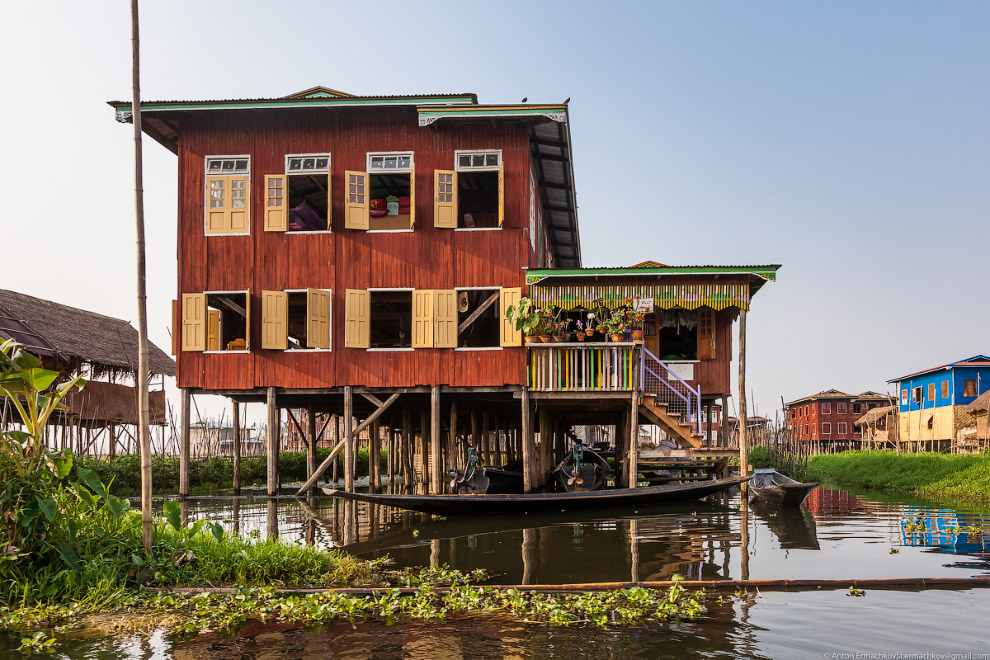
[189,421,260,458]
[888,355,990,451]
[110,86,779,497]
[0,289,175,457]
[784,390,890,450]
[958,390,990,453]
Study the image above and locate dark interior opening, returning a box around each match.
[456,289,501,347]
[458,171,499,228]
[287,175,328,231]
[657,325,698,360]
[206,292,248,351]
[370,291,412,348]
[286,291,307,349]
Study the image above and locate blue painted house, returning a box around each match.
[887,355,990,446]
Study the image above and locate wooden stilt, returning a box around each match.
[232,400,241,494]
[266,387,279,496]
[420,410,430,489]
[344,386,354,492]
[449,399,458,473]
[628,390,639,488]
[179,389,191,498]
[720,395,729,447]
[430,386,442,494]
[331,414,339,484]
[306,403,317,494]
[370,421,380,491]
[402,407,412,489]
[522,390,534,492]
[738,308,749,492]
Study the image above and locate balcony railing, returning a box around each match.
[527,341,637,392]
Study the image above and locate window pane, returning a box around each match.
[459,155,471,168]
[486,154,498,166]
[316,158,328,170]
[473,154,484,167]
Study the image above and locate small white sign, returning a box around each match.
[667,362,694,381]
[634,297,654,313]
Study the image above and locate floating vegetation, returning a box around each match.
[847,586,866,597]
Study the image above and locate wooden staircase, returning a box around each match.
[639,395,704,449]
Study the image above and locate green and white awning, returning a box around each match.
[529,282,750,311]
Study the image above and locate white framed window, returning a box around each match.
[837,422,848,434]
[178,290,250,353]
[368,152,413,173]
[207,156,250,175]
[454,287,504,349]
[455,150,501,172]
[260,288,332,351]
[286,154,330,174]
[837,402,848,414]
[821,402,831,414]
[821,422,832,436]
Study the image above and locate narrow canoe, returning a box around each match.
[322,475,750,516]
[749,468,819,507]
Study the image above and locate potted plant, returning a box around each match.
[505,297,543,343]
[605,315,624,342]
[630,309,645,341]
[585,313,596,338]
[575,320,586,341]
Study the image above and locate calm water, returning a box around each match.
[5,485,990,658]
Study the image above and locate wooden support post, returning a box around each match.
[628,390,639,488]
[430,386,442,494]
[420,410,430,489]
[370,421,380,491]
[449,399,458,472]
[179,389,191,498]
[471,407,479,458]
[266,387,279,497]
[232,400,241,494]
[481,411,491,465]
[522,389,534,492]
[720,395,729,447]
[306,403,317,494]
[331,415,339,483]
[344,386,354,492]
[402,407,412,489]
[738,308,749,491]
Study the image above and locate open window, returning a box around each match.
[369,290,412,348]
[205,156,250,235]
[435,151,504,229]
[353,152,415,231]
[266,155,331,232]
[261,289,331,350]
[455,289,502,348]
[654,309,699,360]
[181,291,250,351]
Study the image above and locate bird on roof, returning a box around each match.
[521,97,527,102]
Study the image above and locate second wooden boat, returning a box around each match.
[323,475,750,516]
[749,468,819,507]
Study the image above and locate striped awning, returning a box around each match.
[529,282,750,311]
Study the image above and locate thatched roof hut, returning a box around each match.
[0,289,174,378]
[855,404,896,427]
[966,390,990,416]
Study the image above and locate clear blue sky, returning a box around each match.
[2,1,987,420]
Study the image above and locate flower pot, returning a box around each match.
[524,335,537,344]
[576,332,586,341]
[631,329,644,341]
[610,333,623,343]
[586,328,595,337]
[539,335,552,343]
[553,335,564,342]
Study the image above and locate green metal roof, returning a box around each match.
[526,264,781,284]
[418,104,568,126]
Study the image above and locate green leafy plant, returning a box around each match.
[505,297,547,337]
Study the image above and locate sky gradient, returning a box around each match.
[2,1,987,421]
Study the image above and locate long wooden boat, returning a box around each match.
[551,446,612,493]
[322,475,750,516]
[749,468,819,507]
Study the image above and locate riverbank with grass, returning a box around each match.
[751,447,990,502]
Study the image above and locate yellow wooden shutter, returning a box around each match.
[264,175,287,232]
[228,176,250,233]
[170,299,179,355]
[180,293,207,352]
[408,164,416,229]
[411,289,435,348]
[499,287,522,347]
[344,289,370,348]
[434,170,457,228]
[307,288,331,349]
[697,308,716,360]
[497,162,505,227]
[344,171,369,230]
[205,176,228,234]
[207,310,221,351]
[261,290,288,350]
[434,289,458,348]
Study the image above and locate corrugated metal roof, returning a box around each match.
[109,91,478,107]
[785,390,890,407]
[886,355,990,383]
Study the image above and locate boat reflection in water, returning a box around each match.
[749,498,820,550]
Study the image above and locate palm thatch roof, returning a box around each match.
[855,405,896,426]
[967,390,990,415]
[0,289,174,377]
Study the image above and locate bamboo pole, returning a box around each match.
[129,0,153,551]
[179,389,190,498]
[430,387,441,494]
[737,308,749,492]
[232,401,241,494]
[522,389,534,492]
[344,387,354,492]
[306,403,317,495]
[266,387,279,496]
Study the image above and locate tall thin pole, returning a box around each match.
[130,0,153,552]
[738,308,749,493]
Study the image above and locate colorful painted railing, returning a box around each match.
[640,346,702,433]
[527,342,637,392]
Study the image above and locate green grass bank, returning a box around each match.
[753,448,990,503]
